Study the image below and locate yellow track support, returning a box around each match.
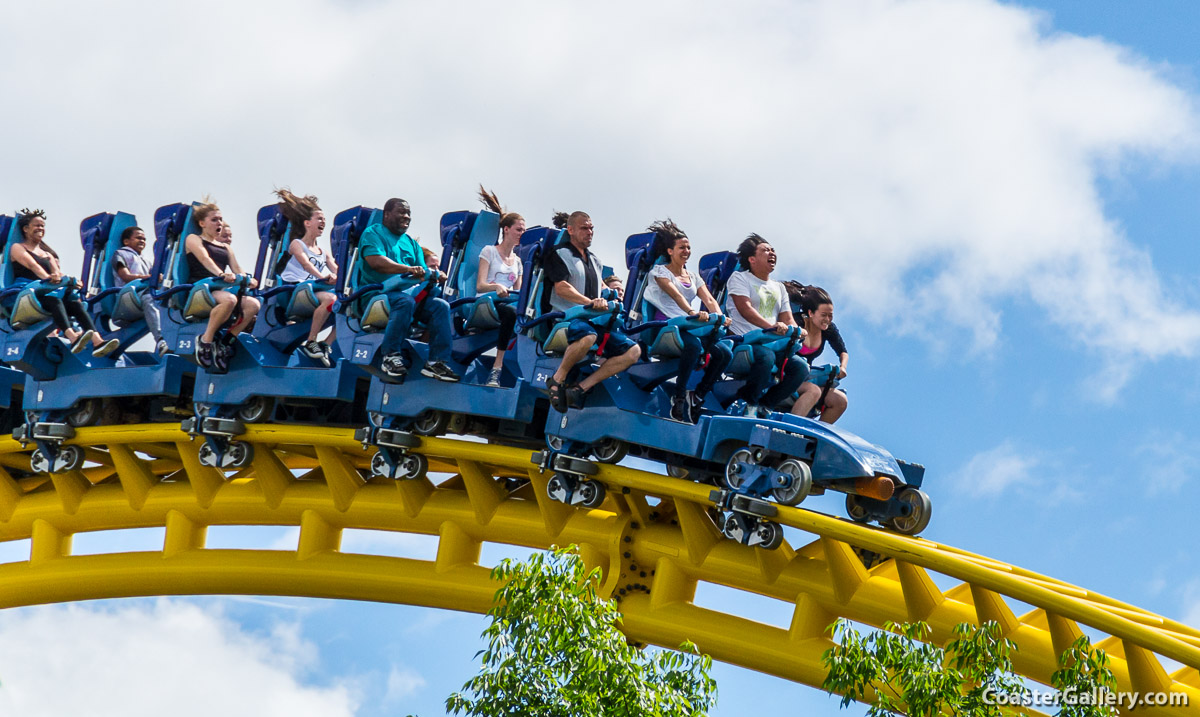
[0,424,1196,714]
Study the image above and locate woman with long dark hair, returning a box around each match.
[476,187,524,388]
[11,209,119,356]
[641,219,732,422]
[785,281,848,423]
[276,189,337,364]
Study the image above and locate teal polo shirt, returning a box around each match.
[357,224,427,285]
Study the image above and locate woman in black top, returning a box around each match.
[785,282,849,423]
[11,210,119,356]
[184,201,259,368]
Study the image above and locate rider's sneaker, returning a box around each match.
[421,360,461,383]
[155,339,170,357]
[300,339,331,367]
[670,395,693,423]
[213,335,236,373]
[381,353,408,378]
[486,367,503,387]
[92,338,121,358]
[195,338,215,368]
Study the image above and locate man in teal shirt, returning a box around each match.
[358,198,459,381]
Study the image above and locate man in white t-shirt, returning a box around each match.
[723,234,810,413]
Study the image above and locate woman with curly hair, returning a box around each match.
[184,199,260,369]
[475,187,524,387]
[276,189,337,364]
[11,209,119,356]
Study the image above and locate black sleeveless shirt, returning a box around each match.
[13,250,55,281]
[186,239,231,280]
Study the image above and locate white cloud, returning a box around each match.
[0,599,357,717]
[1,0,1198,384]
[383,664,427,704]
[955,440,1040,497]
[1132,432,1200,495]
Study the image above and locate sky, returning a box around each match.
[1,0,1199,714]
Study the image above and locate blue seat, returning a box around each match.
[329,206,419,332]
[151,202,229,322]
[697,250,788,376]
[80,211,143,327]
[625,233,725,361]
[438,209,506,332]
[252,206,325,322]
[0,215,64,330]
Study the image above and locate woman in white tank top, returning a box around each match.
[276,189,338,365]
[476,187,525,387]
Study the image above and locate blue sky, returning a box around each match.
[0,0,1199,714]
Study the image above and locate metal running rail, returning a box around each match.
[0,424,1195,714]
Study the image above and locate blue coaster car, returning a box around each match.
[334,206,547,480]
[2,211,194,473]
[534,238,931,545]
[178,204,372,469]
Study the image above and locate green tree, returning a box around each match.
[822,619,1117,717]
[446,546,717,717]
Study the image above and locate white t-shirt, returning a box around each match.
[643,264,700,319]
[479,244,522,291]
[724,269,787,335]
[281,241,329,282]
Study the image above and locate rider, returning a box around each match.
[785,282,848,423]
[543,211,641,410]
[112,226,168,356]
[476,187,524,388]
[275,189,337,365]
[185,200,260,369]
[11,209,120,357]
[723,233,809,417]
[641,219,732,423]
[358,198,460,382]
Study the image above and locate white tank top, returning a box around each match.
[281,241,329,282]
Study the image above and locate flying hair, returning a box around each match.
[193,195,221,225]
[551,211,570,229]
[275,188,321,238]
[478,185,524,231]
[648,218,687,260]
[783,280,833,316]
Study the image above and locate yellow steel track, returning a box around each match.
[0,423,1196,714]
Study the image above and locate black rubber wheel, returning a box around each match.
[198,442,218,467]
[546,473,571,503]
[30,449,49,474]
[412,410,449,437]
[576,480,606,509]
[756,520,784,550]
[397,453,428,480]
[723,448,756,490]
[227,441,254,469]
[885,487,933,536]
[66,398,101,428]
[845,494,872,523]
[592,438,627,464]
[772,459,812,506]
[370,452,391,478]
[236,396,275,423]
